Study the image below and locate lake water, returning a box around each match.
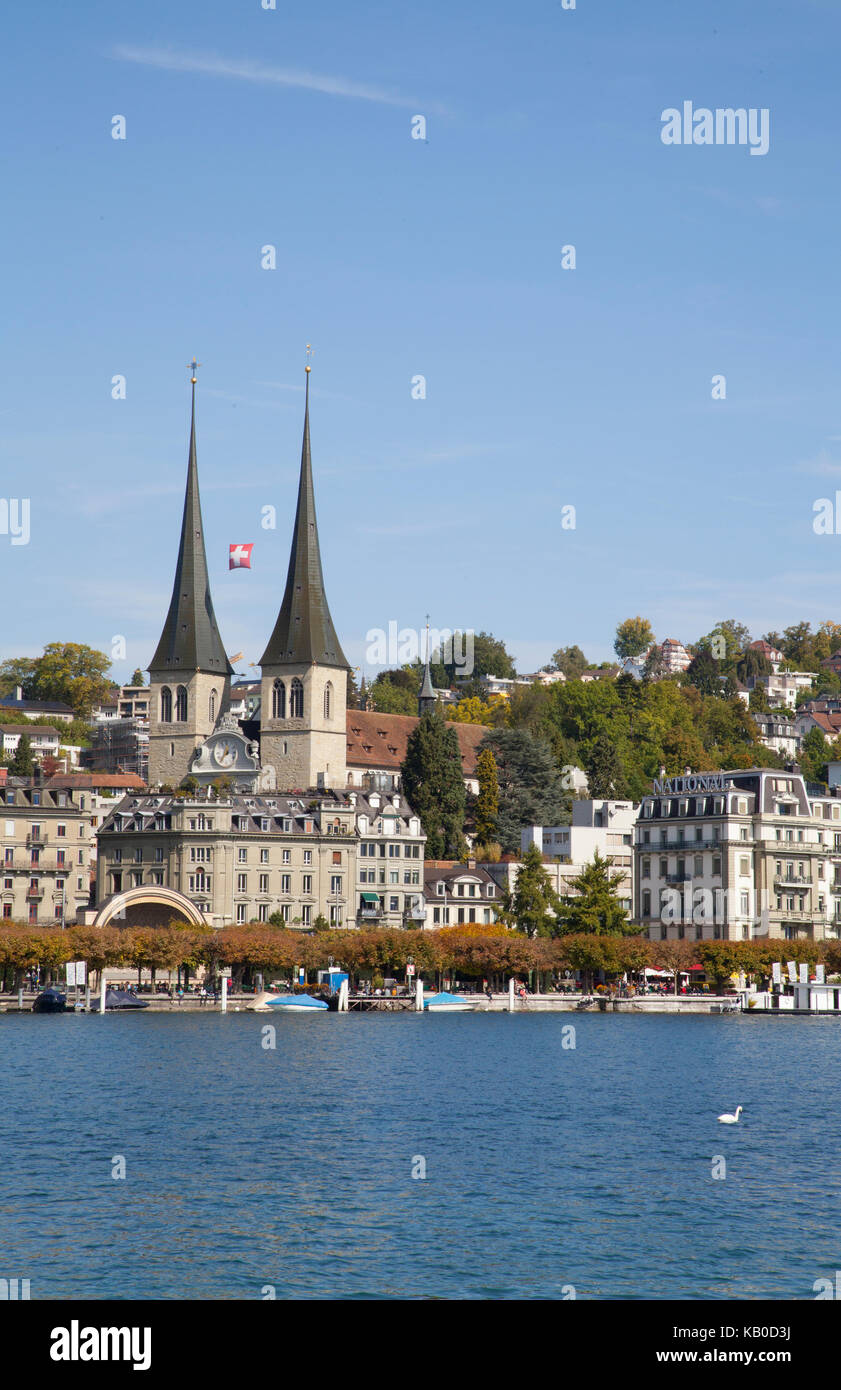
[0,1010,837,1300]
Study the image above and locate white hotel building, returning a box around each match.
[635,768,841,942]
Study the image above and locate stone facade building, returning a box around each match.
[0,773,93,923]
[96,785,425,930]
[634,767,841,942]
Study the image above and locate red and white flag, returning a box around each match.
[229,543,254,570]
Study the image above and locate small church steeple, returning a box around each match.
[418,615,437,716]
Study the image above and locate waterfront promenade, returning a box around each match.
[0,990,735,1015]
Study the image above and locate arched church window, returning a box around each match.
[290,678,304,718]
[176,685,188,722]
[324,681,332,720]
[209,689,217,722]
[272,678,286,719]
[160,686,172,722]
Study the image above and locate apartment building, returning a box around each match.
[753,710,801,759]
[422,860,500,928]
[0,725,62,762]
[635,768,841,943]
[522,799,638,914]
[96,786,425,931]
[0,773,93,923]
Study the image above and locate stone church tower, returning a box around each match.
[147,372,233,788]
[259,367,349,790]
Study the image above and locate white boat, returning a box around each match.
[249,991,328,1013]
[424,991,478,1013]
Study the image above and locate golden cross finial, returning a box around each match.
[305,343,313,375]
[188,356,202,384]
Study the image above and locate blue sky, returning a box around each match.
[2,0,841,682]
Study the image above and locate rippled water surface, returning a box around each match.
[0,1010,837,1299]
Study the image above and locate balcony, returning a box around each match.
[26,886,44,899]
[26,833,43,848]
[665,873,692,884]
[774,874,812,888]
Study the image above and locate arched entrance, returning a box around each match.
[91,886,209,930]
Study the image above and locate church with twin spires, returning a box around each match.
[147,359,350,794]
[146,357,487,800]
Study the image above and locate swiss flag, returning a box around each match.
[229,543,254,570]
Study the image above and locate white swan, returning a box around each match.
[718,1106,743,1124]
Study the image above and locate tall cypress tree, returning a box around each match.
[474,747,499,845]
[401,711,466,858]
[10,732,34,776]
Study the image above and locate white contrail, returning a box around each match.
[112,44,442,111]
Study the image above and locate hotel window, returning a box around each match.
[662,801,671,817]
[739,857,750,876]
[57,850,65,867]
[302,875,312,895]
[3,904,11,919]
[281,875,291,894]
[155,848,164,863]
[331,876,342,894]
[282,850,290,864]
[740,828,748,841]
[132,872,142,887]
[112,872,122,891]
[237,873,247,892]
[659,858,667,878]
[279,904,290,922]
[301,905,311,926]
[259,874,269,894]
[258,905,268,922]
[57,824,66,837]
[303,850,312,865]
[695,827,703,842]
[390,897,399,912]
[330,905,342,926]
[332,851,341,865]
[3,878,10,889]
[389,844,400,858]
[260,848,269,863]
[642,891,651,916]
[694,856,702,878]
[740,891,749,915]
[679,799,689,816]
[390,871,399,884]
[134,848,143,862]
[236,904,247,924]
[712,857,721,876]
[238,848,247,862]
[154,872,163,885]
[261,819,269,832]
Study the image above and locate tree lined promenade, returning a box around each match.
[1,921,839,995]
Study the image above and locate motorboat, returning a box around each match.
[31,988,68,1014]
[90,988,150,1010]
[423,991,478,1013]
[249,990,328,1013]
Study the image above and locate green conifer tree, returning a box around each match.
[475,747,499,845]
[401,710,467,858]
[9,732,34,776]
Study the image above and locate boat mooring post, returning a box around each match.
[99,971,106,1015]
[84,982,91,1013]
[220,974,228,1014]
[17,987,23,1011]
[338,979,349,1012]
[508,978,515,1013]
[415,977,424,1012]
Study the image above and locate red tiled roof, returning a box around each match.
[346,710,488,774]
[45,773,147,790]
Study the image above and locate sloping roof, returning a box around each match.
[259,374,348,670]
[45,773,147,790]
[148,383,232,679]
[0,697,75,715]
[345,710,488,774]
[0,724,60,737]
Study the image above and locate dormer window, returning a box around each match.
[436,882,445,896]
